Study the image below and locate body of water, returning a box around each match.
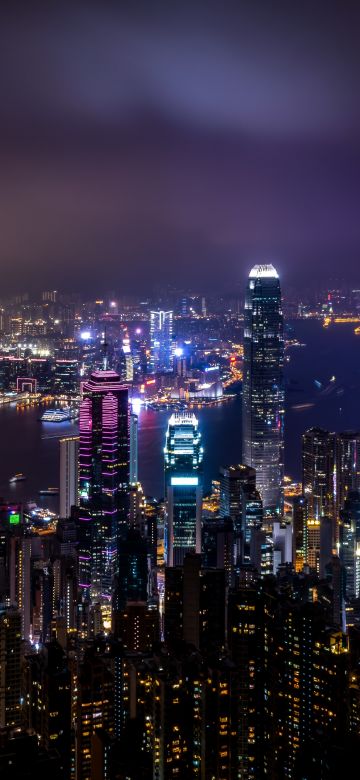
[0,319,359,507]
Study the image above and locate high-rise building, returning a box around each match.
[129,412,138,484]
[302,427,336,522]
[0,606,22,729]
[219,464,256,529]
[165,554,226,650]
[27,641,71,779]
[59,436,79,518]
[336,431,360,515]
[75,647,114,780]
[78,369,129,604]
[149,310,173,372]
[340,490,360,599]
[242,264,284,518]
[164,413,203,566]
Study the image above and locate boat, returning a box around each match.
[39,487,59,496]
[9,473,27,483]
[40,407,78,423]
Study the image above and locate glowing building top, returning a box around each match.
[249,264,279,279]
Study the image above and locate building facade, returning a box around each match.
[59,436,79,519]
[149,310,173,373]
[242,264,284,518]
[78,369,129,604]
[165,413,203,566]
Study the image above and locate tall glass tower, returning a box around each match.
[149,310,173,372]
[78,369,129,603]
[165,412,203,566]
[242,264,284,518]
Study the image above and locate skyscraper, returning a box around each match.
[59,436,79,518]
[219,464,256,528]
[164,412,203,566]
[129,412,138,484]
[78,369,129,603]
[0,606,22,729]
[242,264,284,517]
[149,310,173,372]
[302,428,336,520]
[336,431,360,515]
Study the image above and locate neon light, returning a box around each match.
[170,477,199,486]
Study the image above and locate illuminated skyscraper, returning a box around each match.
[302,428,336,520]
[165,413,203,566]
[78,369,129,603]
[129,412,138,484]
[59,436,79,518]
[336,431,360,514]
[149,310,173,372]
[242,264,284,517]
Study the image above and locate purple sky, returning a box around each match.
[1,2,360,295]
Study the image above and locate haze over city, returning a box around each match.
[1,2,360,294]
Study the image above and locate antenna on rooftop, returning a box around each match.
[103,326,108,371]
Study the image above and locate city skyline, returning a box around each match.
[1,5,360,777]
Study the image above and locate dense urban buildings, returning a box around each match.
[1,273,360,779]
[242,264,285,519]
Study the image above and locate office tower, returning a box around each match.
[302,427,336,521]
[340,490,360,599]
[53,359,78,395]
[60,436,79,518]
[78,369,129,604]
[0,606,22,729]
[129,412,138,484]
[242,264,284,518]
[319,515,333,577]
[336,431,360,514]
[219,463,256,529]
[149,309,173,372]
[242,487,263,563]
[164,413,203,566]
[202,517,234,586]
[116,527,148,610]
[272,520,293,573]
[164,554,226,649]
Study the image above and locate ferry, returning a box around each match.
[40,407,78,423]
[39,487,59,496]
[9,473,27,483]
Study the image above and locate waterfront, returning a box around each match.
[0,319,359,506]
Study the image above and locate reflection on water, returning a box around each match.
[0,320,359,504]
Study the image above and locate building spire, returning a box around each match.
[103,326,108,371]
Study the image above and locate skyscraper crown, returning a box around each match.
[249,264,279,279]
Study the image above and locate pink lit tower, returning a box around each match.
[78,367,129,605]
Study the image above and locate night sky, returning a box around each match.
[1,2,360,296]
